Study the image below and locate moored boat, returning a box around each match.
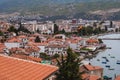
[111,56,115,58]
[109,68,114,70]
[97,59,100,61]
[106,58,109,62]
[116,60,120,64]
[102,62,107,64]
[102,57,106,58]
[105,65,110,68]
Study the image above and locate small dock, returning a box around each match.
[99,38,120,40]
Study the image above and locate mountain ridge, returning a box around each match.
[0,0,119,14]
[0,0,120,20]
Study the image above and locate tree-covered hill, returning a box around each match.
[0,0,120,20]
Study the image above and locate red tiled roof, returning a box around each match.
[89,75,100,80]
[28,56,42,62]
[34,42,48,46]
[82,73,89,79]
[11,54,42,62]
[18,35,27,38]
[0,55,58,80]
[47,44,67,48]
[87,38,99,43]
[11,54,28,59]
[7,38,21,43]
[82,74,100,80]
[84,64,102,71]
[115,75,120,80]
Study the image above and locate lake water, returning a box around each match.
[90,33,120,79]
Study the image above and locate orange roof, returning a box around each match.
[28,56,42,62]
[7,38,21,43]
[82,74,100,80]
[0,43,6,48]
[26,42,35,46]
[11,54,28,59]
[82,73,89,79]
[71,39,79,43]
[11,54,42,62]
[89,75,100,80]
[0,55,58,80]
[25,46,40,53]
[34,42,48,46]
[87,38,99,43]
[115,75,120,80]
[33,33,41,36]
[18,35,27,38]
[28,37,36,42]
[84,64,102,71]
[72,37,83,41]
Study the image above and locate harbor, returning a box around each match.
[88,33,120,79]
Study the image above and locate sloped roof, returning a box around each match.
[0,55,58,80]
[87,38,99,43]
[84,64,103,71]
[82,74,100,80]
[115,75,120,80]
[89,75,100,80]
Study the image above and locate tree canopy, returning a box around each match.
[56,48,83,80]
[35,36,41,42]
[54,24,59,34]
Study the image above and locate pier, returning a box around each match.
[99,38,120,40]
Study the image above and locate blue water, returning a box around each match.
[90,34,120,79]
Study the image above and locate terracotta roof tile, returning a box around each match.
[34,42,48,46]
[115,75,120,80]
[7,38,21,43]
[82,73,89,79]
[28,56,42,62]
[84,64,103,71]
[18,35,27,38]
[0,55,58,80]
[87,38,99,43]
[11,54,42,62]
[89,75,100,80]
[82,74,100,80]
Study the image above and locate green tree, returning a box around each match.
[17,22,31,33]
[105,26,108,32]
[110,21,113,28]
[93,28,101,34]
[35,36,41,42]
[86,26,93,35]
[8,26,17,32]
[40,53,51,60]
[61,29,65,34]
[54,24,59,34]
[78,27,87,36]
[36,29,41,33]
[115,28,119,32]
[0,31,3,36]
[56,48,83,80]
[93,22,97,27]
[52,53,59,59]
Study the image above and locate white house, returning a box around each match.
[5,37,21,49]
[45,44,67,55]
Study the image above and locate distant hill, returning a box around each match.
[0,0,120,13]
[0,0,120,20]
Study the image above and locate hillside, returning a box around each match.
[0,0,120,20]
